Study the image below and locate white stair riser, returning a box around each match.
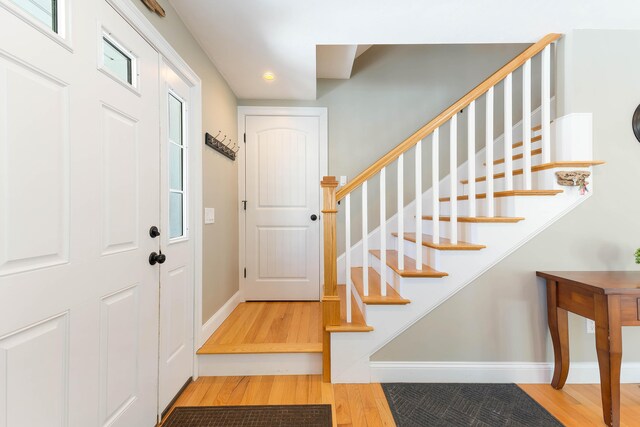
[199,353,322,376]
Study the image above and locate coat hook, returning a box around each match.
[214,130,221,139]
[220,135,227,143]
[233,145,240,153]
[225,138,233,147]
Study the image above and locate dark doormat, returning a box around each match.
[162,404,332,427]
[382,383,563,427]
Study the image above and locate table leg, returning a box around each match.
[594,294,622,427]
[546,279,570,389]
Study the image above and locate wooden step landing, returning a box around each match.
[197,301,321,355]
[370,250,448,278]
[461,161,606,184]
[393,232,485,251]
[422,215,525,223]
[439,189,563,202]
[485,148,542,166]
[351,267,410,305]
[326,285,374,332]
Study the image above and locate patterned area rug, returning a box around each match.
[162,405,332,427]
[382,383,563,426]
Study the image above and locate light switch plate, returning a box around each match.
[204,208,215,224]
[586,319,595,334]
[339,176,347,186]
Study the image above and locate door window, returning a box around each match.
[10,0,57,32]
[168,92,187,239]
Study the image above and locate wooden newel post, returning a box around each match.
[321,176,340,382]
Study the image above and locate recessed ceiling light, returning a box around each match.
[263,71,276,81]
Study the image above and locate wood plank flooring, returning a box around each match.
[197,301,322,354]
[163,375,396,427]
[164,376,640,426]
[519,383,640,427]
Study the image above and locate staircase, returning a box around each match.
[321,33,604,383]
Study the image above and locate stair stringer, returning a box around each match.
[331,186,594,383]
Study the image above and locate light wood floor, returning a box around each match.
[519,384,640,427]
[164,375,396,427]
[197,301,322,354]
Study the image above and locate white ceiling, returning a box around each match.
[169,0,640,100]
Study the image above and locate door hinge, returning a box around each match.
[242,200,247,210]
[243,133,246,143]
[243,268,247,278]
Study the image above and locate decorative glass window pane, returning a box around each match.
[11,0,58,33]
[169,94,183,145]
[103,37,132,85]
[169,143,183,191]
[11,0,57,31]
[169,192,183,239]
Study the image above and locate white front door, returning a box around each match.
[0,1,161,425]
[158,59,194,414]
[244,115,322,300]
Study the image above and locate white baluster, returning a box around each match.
[362,181,368,297]
[523,58,532,190]
[486,87,495,217]
[467,102,476,217]
[504,73,513,191]
[415,139,423,269]
[541,45,551,164]
[397,154,404,271]
[449,115,458,244]
[380,167,387,296]
[432,129,440,244]
[345,193,352,323]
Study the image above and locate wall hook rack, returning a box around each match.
[205,132,236,161]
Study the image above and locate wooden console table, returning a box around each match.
[537,271,640,427]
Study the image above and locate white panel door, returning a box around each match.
[158,58,194,414]
[244,116,321,300]
[0,1,161,426]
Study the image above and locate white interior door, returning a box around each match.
[244,115,321,301]
[0,1,161,425]
[158,58,194,414]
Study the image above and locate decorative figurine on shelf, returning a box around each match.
[141,0,166,17]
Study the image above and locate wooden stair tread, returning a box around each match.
[531,124,542,132]
[197,342,322,355]
[370,250,448,278]
[392,232,485,251]
[485,148,542,166]
[512,134,542,149]
[422,215,525,223]
[461,161,605,184]
[440,189,563,202]
[351,267,410,305]
[326,285,374,332]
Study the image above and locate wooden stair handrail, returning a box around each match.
[335,33,562,201]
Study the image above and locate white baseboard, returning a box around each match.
[370,361,640,384]
[198,353,322,376]
[199,290,243,346]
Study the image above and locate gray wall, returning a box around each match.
[131,1,239,322]
[240,43,546,252]
[373,29,640,363]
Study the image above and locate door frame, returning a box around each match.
[237,106,328,301]
[104,0,204,382]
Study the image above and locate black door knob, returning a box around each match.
[310,214,318,221]
[149,251,166,265]
[149,226,160,238]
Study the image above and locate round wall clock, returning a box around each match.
[633,104,640,142]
